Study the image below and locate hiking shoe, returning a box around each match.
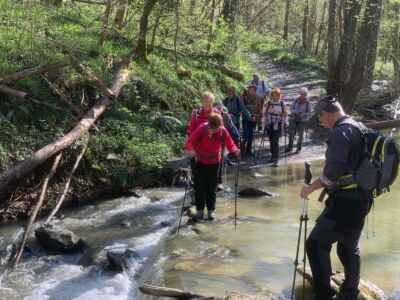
[266,158,278,164]
[192,210,204,221]
[216,184,224,192]
[335,288,359,300]
[207,210,216,221]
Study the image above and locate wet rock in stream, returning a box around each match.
[35,225,84,253]
[106,248,142,273]
[238,188,273,197]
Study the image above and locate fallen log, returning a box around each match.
[0,59,70,84]
[139,284,218,299]
[364,119,400,131]
[9,153,62,272]
[0,85,29,99]
[210,63,244,81]
[71,58,116,99]
[296,266,386,300]
[155,46,244,81]
[0,49,135,193]
[72,0,107,4]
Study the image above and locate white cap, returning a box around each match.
[300,87,308,94]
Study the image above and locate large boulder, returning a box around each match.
[106,248,141,273]
[35,225,84,253]
[238,187,273,197]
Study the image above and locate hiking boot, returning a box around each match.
[335,288,359,300]
[216,184,224,192]
[207,210,216,221]
[192,210,204,221]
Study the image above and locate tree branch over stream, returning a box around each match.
[0,48,136,193]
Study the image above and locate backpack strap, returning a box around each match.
[198,123,208,142]
[262,80,267,92]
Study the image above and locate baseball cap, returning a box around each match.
[314,95,337,115]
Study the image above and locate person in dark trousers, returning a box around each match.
[186,113,240,221]
[286,87,312,154]
[248,73,271,132]
[222,85,252,132]
[300,96,373,300]
[264,88,287,164]
[241,85,261,156]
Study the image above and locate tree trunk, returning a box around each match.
[302,0,309,53]
[341,0,383,114]
[114,0,127,28]
[326,0,337,95]
[315,0,327,56]
[98,0,112,46]
[362,15,381,92]
[307,0,317,52]
[206,0,216,53]
[283,0,291,40]
[135,0,159,62]
[9,153,62,271]
[221,0,238,24]
[148,4,165,54]
[330,0,363,97]
[174,0,180,66]
[0,48,136,192]
[189,0,196,14]
[54,0,63,8]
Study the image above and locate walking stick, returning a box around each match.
[177,161,193,235]
[290,162,312,300]
[253,124,257,163]
[234,158,240,229]
[284,123,287,165]
[255,127,267,163]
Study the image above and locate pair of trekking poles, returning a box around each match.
[254,123,288,165]
[290,162,312,300]
[177,155,240,234]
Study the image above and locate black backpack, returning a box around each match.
[349,125,400,197]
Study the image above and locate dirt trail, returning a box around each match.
[240,56,327,168]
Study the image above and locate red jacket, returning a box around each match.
[186,123,237,164]
[187,108,221,136]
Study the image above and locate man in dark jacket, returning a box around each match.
[300,96,372,300]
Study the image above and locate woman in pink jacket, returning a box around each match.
[186,113,240,221]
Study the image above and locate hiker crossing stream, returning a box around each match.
[0,161,399,299]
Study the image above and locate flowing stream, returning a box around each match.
[0,160,399,300]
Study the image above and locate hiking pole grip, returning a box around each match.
[304,162,312,185]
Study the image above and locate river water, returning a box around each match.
[0,160,399,300]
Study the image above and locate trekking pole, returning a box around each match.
[177,160,193,235]
[234,158,240,229]
[223,151,227,201]
[253,125,257,163]
[255,127,267,163]
[290,162,312,300]
[284,123,287,165]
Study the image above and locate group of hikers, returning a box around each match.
[185,73,313,221]
[182,72,393,300]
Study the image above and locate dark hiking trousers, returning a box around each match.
[194,162,219,211]
[242,118,256,153]
[306,190,372,299]
[266,126,281,159]
[288,120,307,150]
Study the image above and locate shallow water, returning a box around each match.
[0,160,399,300]
[141,160,400,299]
